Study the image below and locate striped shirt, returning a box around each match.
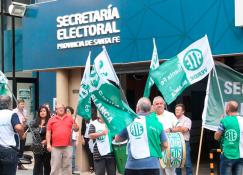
[89,123,114,160]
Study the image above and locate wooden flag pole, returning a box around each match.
[195,127,204,175]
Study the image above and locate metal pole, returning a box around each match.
[1,0,4,72]
[12,16,17,108]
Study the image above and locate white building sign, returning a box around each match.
[56,5,120,49]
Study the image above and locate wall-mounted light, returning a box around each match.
[8,2,27,17]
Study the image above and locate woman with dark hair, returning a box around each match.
[31,105,51,175]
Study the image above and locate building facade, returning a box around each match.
[1,0,243,171]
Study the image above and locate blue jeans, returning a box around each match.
[0,146,18,175]
[176,141,193,175]
[220,154,243,175]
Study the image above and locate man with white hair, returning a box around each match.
[0,95,25,175]
[152,96,182,175]
[115,97,168,175]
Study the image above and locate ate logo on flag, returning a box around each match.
[183,49,203,71]
[130,122,144,137]
[80,84,90,98]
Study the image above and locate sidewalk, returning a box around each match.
[16,151,94,175]
[16,151,214,175]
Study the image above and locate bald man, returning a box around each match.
[215,101,243,175]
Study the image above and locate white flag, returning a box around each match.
[143,38,160,97]
[177,35,214,84]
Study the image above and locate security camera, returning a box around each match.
[8,2,27,17]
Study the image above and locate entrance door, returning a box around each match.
[15,78,39,146]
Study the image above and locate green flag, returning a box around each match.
[151,35,214,104]
[77,52,91,119]
[0,71,8,95]
[202,62,243,131]
[90,47,137,134]
[143,38,160,97]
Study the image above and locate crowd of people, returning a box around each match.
[0,94,242,175]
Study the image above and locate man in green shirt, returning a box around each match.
[214,100,243,175]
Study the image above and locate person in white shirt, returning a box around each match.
[175,104,193,175]
[0,95,25,174]
[152,96,182,175]
[13,99,28,170]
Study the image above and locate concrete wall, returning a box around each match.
[56,68,89,172]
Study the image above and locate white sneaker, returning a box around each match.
[72,170,80,174]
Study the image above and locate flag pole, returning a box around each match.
[197,69,212,175]
[195,127,204,175]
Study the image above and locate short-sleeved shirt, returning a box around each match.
[89,123,114,160]
[157,110,181,130]
[217,115,243,159]
[177,115,191,141]
[11,113,21,130]
[0,110,21,147]
[118,113,167,169]
[47,114,74,147]
[13,108,27,124]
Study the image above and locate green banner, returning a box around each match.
[150,57,190,104]
[202,62,243,131]
[151,35,214,104]
[77,52,91,119]
[90,47,137,134]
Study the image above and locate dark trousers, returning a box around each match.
[33,152,51,175]
[18,139,26,158]
[94,157,116,175]
[84,138,94,168]
[176,141,193,175]
[0,146,18,175]
[125,168,160,175]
